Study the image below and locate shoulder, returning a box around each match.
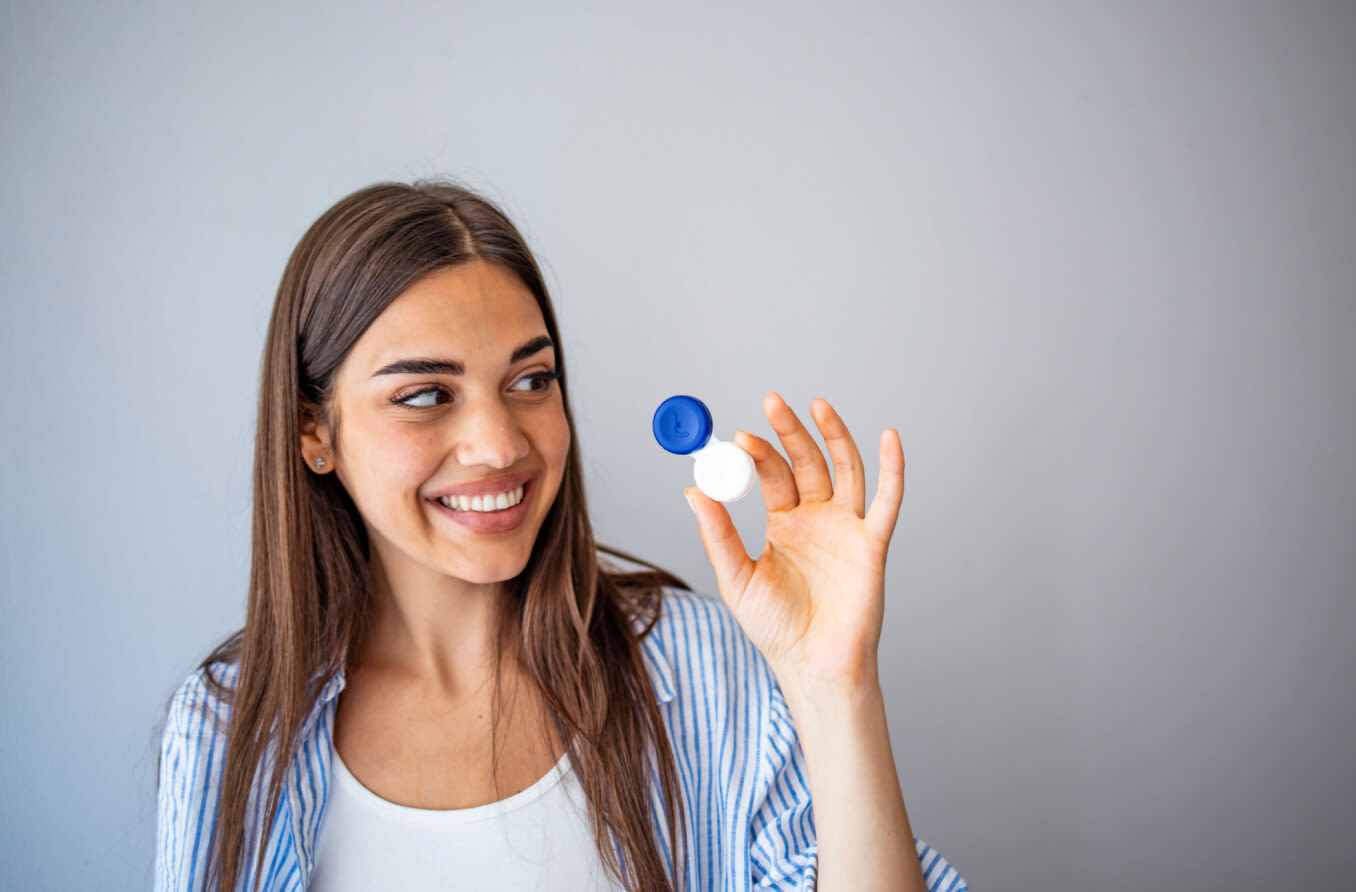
[650,585,748,659]
[600,549,768,692]
[162,661,239,748]
[602,551,790,739]
[157,662,241,806]
[644,585,784,720]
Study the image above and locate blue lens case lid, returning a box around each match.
[652,395,713,455]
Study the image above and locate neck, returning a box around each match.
[356,545,521,697]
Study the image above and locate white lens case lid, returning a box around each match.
[691,437,756,503]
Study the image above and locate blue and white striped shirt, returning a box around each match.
[155,586,968,891]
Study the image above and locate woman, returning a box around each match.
[154,180,968,891]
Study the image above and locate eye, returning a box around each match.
[510,368,562,394]
[393,386,451,409]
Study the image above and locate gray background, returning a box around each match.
[2,1,1353,889]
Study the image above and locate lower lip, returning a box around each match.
[429,480,533,534]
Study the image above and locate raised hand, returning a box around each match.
[684,392,906,689]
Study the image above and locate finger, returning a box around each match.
[864,429,906,543]
[763,392,833,504]
[734,430,798,513]
[809,398,866,518]
[684,487,756,599]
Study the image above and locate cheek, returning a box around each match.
[346,420,443,500]
[542,409,572,472]
[524,407,571,500]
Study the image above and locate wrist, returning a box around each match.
[772,659,886,744]
[770,651,882,708]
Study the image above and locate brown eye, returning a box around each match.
[394,386,451,409]
[511,369,562,394]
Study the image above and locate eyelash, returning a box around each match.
[391,369,563,410]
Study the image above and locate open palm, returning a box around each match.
[685,393,906,687]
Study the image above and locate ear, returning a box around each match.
[298,397,333,468]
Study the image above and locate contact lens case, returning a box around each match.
[652,395,756,503]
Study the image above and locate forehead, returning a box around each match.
[348,260,547,371]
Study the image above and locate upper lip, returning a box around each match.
[427,471,535,501]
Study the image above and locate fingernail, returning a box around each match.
[684,490,696,513]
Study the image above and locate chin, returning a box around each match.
[446,548,533,586]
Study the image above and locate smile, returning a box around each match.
[429,478,535,535]
[437,484,525,513]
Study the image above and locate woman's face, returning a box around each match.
[308,260,571,589]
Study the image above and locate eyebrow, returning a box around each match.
[370,335,555,378]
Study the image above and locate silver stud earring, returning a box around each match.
[314,457,327,470]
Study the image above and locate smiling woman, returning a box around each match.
[153,180,968,892]
[303,261,571,581]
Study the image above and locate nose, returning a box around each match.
[452,394,531,470]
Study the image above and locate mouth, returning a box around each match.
[428,478,534,534]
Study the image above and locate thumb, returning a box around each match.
[684,487,754,599]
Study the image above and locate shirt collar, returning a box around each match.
[637,626,676,704]
[315,670,346,706]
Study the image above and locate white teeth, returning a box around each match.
[439,485,525,513]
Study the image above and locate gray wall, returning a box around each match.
[2,1,1353,889]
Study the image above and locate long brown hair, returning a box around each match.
[199,181,689,890]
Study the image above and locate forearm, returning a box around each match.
[778,664,927,892]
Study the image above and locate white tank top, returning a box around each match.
[310,746,620,891]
